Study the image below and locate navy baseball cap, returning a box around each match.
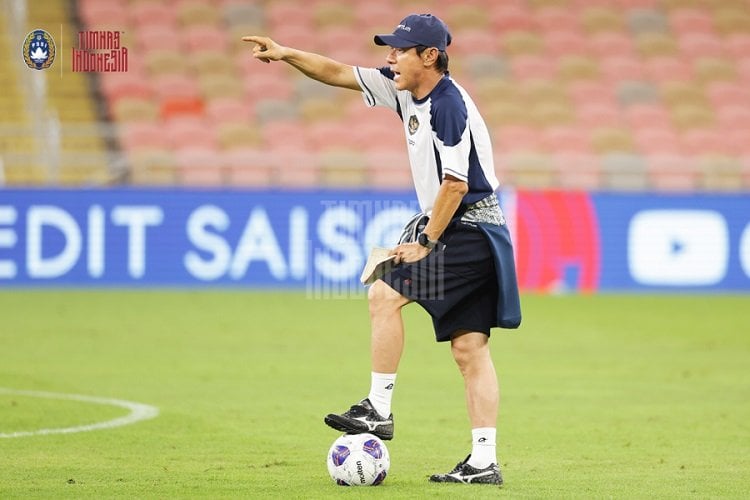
[374,14,452,52]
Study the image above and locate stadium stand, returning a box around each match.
[2,1,111,185]
[2,0,749,191]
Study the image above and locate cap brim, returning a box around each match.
[373,34,416,48]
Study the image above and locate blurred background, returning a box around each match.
[2,0,749,191]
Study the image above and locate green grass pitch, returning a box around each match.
[1,290,748,498]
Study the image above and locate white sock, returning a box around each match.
[367,372,396,418]
[468,427,497,469]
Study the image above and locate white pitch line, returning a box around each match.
[0,387,159,438]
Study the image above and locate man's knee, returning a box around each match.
[450,331,490,370]
[368,279,408,316]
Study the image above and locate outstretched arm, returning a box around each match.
[242,35,361,91]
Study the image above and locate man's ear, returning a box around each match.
[422,47,438,66]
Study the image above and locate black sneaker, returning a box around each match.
[324,398,394,441]
[429,455,503,485]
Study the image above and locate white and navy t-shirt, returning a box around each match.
[354,66,499,214]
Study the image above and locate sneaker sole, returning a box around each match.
[323,414,393,441]
[428,474,503,485]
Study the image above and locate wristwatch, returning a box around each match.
[417,232,438,250]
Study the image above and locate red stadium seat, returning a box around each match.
[136,25,183,53]
[131,2,177,29]
[453,30,501,57]
[79,0,129,28]
[509,55,558,81]
[599,55,646,81]
[160,96,204,120]
[349,119,405,152]
[576,102,623,129]
[365,150,414,189]
[165,118,217,149]
[535,7,581,33]
[677,32,725,59]
[175,147,225,186]
[354,2,398,30]
[266,2,314,30]
[737,57,750,84]
[242,72,295,104]
[260,119,311,150]
[724,34,750,60]
[633,126,682,156]
[99,71,152,101]
[624,103,673,129]
[573,0,621,8]
[151,71,201,99]
[646,154,700,191]
[223,148,275,187]
[306,121,360,151]
[588,31,637,60]
[543,30,591,58]
[206,98,253,124]
[493,126,542,153]
[725,128,750,156]
[669,9,715,36]
[120,122,170,152]
[489,4,536,32]
[272,148,321,187]
[553,153,602,190]
[542,126,594,155]
[714,105,750,130]
[185,26,230,53]
[680,129,732,156]
[615,0,660,7]
[318,26,367,55]
[643,55,693,83]
[706,81,750,109]
[567,80,618,108]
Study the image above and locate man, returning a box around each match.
[244,13,521,486]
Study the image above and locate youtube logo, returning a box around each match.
[628,210,729,286]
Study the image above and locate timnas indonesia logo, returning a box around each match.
[72,30,128,72]
[23,29,56,70]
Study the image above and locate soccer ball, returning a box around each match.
[326,433,390,486]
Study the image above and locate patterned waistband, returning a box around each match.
[459,193,506,226]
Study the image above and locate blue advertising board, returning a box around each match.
[1,188,748,292]
[0,189,420,291]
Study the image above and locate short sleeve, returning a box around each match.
[431,96,470,181]
[354,66,399,112]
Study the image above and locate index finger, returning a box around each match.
[241,35,264,44]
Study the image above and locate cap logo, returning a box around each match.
[396,24,411,32]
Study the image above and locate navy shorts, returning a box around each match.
[381,220,498,342]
